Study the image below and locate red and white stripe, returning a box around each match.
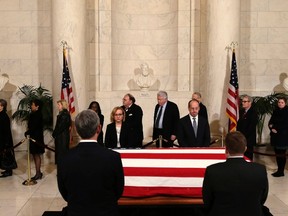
[115,148,226,198]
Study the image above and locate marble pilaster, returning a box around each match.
[205,0,240,133]
[52,0,87,115]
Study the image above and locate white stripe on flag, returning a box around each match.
[121,158,223,168]
[115,149,225,154]
[125,176,204,187]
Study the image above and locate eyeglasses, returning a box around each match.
[114,113,123,116]
[242,100,250,103]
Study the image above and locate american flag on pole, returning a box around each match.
[116,148,226,198]
[226,49,239,132]
[61,48,75,114]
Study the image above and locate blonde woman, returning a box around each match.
[104,107,129,148]
[52,99,71,164]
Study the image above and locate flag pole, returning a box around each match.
[226,41,239,132]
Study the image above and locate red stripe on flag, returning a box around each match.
[120,153,226,160]
[123,186,203,198]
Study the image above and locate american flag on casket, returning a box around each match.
[115,148,226,198]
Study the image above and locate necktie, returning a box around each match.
[155,106,163,128]
[192,117,197,137]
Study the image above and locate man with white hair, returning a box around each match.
[153,91,180,147]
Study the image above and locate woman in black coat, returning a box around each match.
[105,106,129,148]
[0,99,14,177]
[268,97,288,177]
[88,101,104,146]
[52,99,71,165]
[25,99,45,180]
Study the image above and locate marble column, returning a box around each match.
[52,0,87,115]
[205,0,240,133]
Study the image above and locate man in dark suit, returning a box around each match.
[57,110,124,216]
[202,131,269,216]
[177,99,210,147]
[122,93,143,148]
[237,94,258,161]
[153,91,180,147]
[192,92,208,120]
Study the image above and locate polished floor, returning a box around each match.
[0,146,287,216]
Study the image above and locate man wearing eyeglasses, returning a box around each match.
[237,94,258,161]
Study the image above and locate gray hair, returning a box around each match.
[193,92,202,98]
[157,91,168,99]
[75,109,100,139]
[241,94,253,102]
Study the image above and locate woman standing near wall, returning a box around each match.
[88,101,104,146]
[268,97,288,177]
[24,99,45,180]
[0,99,15,177]
[52,99,71,165]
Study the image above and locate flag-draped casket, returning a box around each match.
[115,148,226,198]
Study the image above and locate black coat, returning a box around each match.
[237,107,258,160]
[199,103,208,120]
[177,114,210,147]
[26,110,44,154]
[52,109,71,164]
[98,113,104,145]
[202,158,268,216]
[121,103,143,148]
[57,142,124,216]
[153,101,180,141]
[268,106,288,149]
[0,111,13,151]
[104,122,129,148]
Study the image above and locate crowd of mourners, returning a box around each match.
[0,91,286,216]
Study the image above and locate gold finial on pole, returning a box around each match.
[225,41,238,51]
[61,40,68,49]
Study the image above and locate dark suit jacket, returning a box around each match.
[177,115,210,147]
[152,101,180,141]
[199,102,208,120]
[237,107,258,148]
[0,111,13,150]
[104,122,129,148]
[98,113,104,145]
[57,142,124,216]
[121,103,143,148]
[52,109,71,164]
[202,158,268,216]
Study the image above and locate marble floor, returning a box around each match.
[0,146,287,216]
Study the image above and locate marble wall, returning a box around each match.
[1,0,288,145]
[240,0,288,95]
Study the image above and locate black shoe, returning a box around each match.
[272,172,284,177]
[0,170,12,178]
[31,172,43,180]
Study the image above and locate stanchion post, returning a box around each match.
[22,137,37,186]
[159,135,163,148]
